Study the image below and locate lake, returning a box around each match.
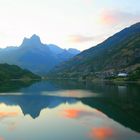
[0,80,140,140]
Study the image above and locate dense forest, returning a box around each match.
[0,64,40,81]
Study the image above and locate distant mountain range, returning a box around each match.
[49,22,140,79]
[0,35,80,75]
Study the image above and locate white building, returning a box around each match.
[118,73,128,77]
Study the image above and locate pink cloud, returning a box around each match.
[98,10,140,25]
[98,10,118,25]
[68,35,94,43]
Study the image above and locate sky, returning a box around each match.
[0,0,140,50]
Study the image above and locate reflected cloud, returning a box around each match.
[0,111,18,119]
[7,122,18,132]
[43,90,99,98]
[62,108,103,119]
[89,127,113,140]
[0,92,23,95]
[0,104,20,120]
[0,137,4,140]
[63,109,81,118]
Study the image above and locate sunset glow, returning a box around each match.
[63,109,80,118]
[89,127,113,140]
[0,0,139,50]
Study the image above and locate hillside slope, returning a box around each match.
[0,64,40,81]
[49,23,140,79]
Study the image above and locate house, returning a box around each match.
[118,72,128,77]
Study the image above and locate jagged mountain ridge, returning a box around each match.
[0,34,80,75]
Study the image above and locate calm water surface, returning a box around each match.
[0,80,140,140]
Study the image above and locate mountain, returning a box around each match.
[0,63,40,81]
[67,48,81,55]
[47,44,80,56]
[49,23,140,79]
[47,44,64,54]
[0,34,80,75]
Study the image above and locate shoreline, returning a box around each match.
[45,77,140,84]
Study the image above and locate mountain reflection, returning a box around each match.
[0,80,35,92]
[0,80,140,133]
[0,95,77,119]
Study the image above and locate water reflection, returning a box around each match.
[0,80,140,140]
[43,90,99,98]
[0,81,35,92]
[89,127,113,140]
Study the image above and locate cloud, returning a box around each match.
[68,35,94,43]
[98,10,118,25]
[98,10,140,25]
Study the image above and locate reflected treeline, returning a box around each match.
[0,80,37,92]
[81,97,140,133]
[0,80,140,132]
[1,79,140,95]
[21,79,140,95]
